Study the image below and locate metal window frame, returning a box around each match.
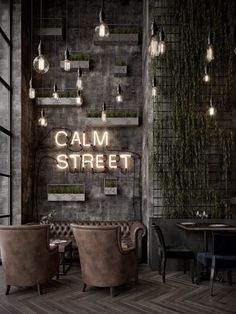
[0,0,13,224]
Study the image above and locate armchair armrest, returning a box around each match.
[130,222,146,247]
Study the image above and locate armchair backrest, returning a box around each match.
[213,232,236,256]
[152,224,166,251]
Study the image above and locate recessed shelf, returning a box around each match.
[60,60,90,71]
[48,184,85,202]
[93,33,139,45]
[36,97,78,106]
[114,65,127,77]
[85,117,139,127]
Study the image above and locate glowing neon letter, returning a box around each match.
[55,131,67,147]
[120,154,131,169]
[93,131,108,146]
[71,132,81,145]
[96,154,104,169]
[82,154,93,168]
[109,154,117,169]
[56,154,68,169]
[69,154,81,169]
[82,132,90,147]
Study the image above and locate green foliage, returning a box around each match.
[110,26,137,34]
[152,0,235,219]
[48,185,85,194]
[37,90,77,98]
[87,111,138,118]
[115,59,127,66]
[104,179,117,188]
[61,54,89,61]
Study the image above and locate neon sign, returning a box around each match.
[55,130,131,171]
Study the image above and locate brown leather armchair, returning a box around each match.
[0,224,60,295]
[71,224,138,297]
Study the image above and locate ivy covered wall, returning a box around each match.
[152,0,235,218]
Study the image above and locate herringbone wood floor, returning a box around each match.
[0,265,236,314]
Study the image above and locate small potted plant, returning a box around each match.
[114,59,127,77]
[36,90,80,106]
[94,25,139,45]
[48,184,85,201]
[86,110,139,127]
[104,178,117,195]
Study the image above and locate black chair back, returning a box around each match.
[213,233,236,256]
[152,224,166,251]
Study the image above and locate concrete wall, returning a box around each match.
[31,0,144,222]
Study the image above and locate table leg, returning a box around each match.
[203,231,208,252]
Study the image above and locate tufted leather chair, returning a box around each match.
[0,224,60,295]
[48,220,146,260]
[71,224,138,296]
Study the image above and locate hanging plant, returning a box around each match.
[153,0,235,218]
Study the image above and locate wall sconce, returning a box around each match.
[158,27,166,56]
[29,78,36,99]
[52,83,59,99]
[149,19,159,58]
[116,85,123,103]
[101,102,107,122]
[95,7,109,38]
[38,109,48,127]
[207,97,216,116]
[76,90,83,106]
[203,64,210,83]
[206,33,214,63]
[152,76,158,97]
[64,47,71,71]
[76,67,83,90]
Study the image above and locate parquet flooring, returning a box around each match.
[0,265,236,314]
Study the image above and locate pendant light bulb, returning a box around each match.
[64,47,71,71]
[76,90,83,106]
[101,102,107,122]
[203,65,210,83]
[152,76,158,97]
[29,78,36,99]
[95,8,109,38]
[33,41,50,74]
[157,28,166,56]
[116,85,123,103]
[149,19,159,58]
[76,67,83,90]
[208,98,216,116]
[206,34,214,63]
[38,109,48,127]
[52,83,59,99]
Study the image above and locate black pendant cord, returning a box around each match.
[31,0,33,80]
[66,0,68,48]
[40,0,42,42]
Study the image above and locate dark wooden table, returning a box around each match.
[50,239,72,275]
[177,222,236,251]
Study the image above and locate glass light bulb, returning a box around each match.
[76,95,83,106]
[33,54,50,74]
[158,41,166,55]
[95,22,109,38]
[152,86,158,97]
[29,87,36,99]
[208,106,215,116]
[101,110,107,122]
[52,92,59,99]
[38,117,48,127]
[76,77,83,90]
[116,94,123,103]
[64,59,71,71]
[206,44,214,62]
[203,74,210,83]
[149,35,159,57]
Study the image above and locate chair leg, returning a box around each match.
[82,283,87,292]
[190,259,195,284]
[210,256,216,296]
[159,252,163,275]
[195,261,201,285]
[37,283,41,296]
[110,286,115,297]
[134,272,138,284]
[5,285,11,295]
[227,269,232,285]
[161,256,167,283]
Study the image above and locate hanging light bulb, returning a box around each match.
[206,33,214,63]
[52,83,59,99]
[208,98,216,116]
[203,64,210,83]
[76,67,83,90]
[101,102,107,122]
[29,78,36,99]
[158,27,166,56]
[95,8,109,38]
[64,47,71,71]
[38,109,48,127]
[76,90,83,106]
[152,76,158,97]
[33,41,50,74]
[116,85,123,103]
[149,19,159,58]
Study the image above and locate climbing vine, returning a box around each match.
[153,0,235,218]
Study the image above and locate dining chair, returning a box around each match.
[152,224,195,283]
[197,232,236,295]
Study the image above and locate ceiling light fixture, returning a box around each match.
[116,85,123,103]
[76,67,83,90]
[158,27,166,56]
[152,76,158,97]
[101,102,107,122]
[95,7,109,38]
[52,83,59,99]
[149,19,159,58]
[64,0,71,71]
[76,90,83,106]
[208,97,216,116]
[206,32,214,63]
[29,0,36,99]
[203,64,210,83]
[33,0,49,74]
